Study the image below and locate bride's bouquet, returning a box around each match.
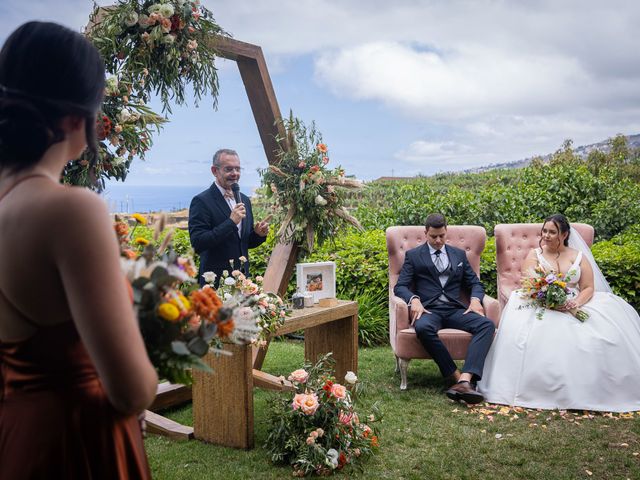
[519,266,589,322]
[115,213,261,385]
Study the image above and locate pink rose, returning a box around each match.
[331,383,347,400]
[288,369,309,384]
[291,393,319,415]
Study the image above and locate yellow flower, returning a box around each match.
[158,302,180,322]
[556,281,567,288]
[132,213,147,225]
[170,294,191,312]
[135,237,150,245]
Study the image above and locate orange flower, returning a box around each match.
[122,249,137,259]
[190,287,222,321]
[316,143,327,153]
[216,319,235,338]
[370,435,379,447]
[114,222,129,236]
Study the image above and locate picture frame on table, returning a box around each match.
[296,261,336,303]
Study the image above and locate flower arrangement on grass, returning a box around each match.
[265,353,381,477]
[66,0,226,188]
[203,258,289,346]
[115,213,260,384]
[259,113,363,252]
[519,265,588,321]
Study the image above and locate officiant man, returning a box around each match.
[188,148,269,286]
[393,213,495,404]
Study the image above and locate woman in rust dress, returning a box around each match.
[0,22,158,479]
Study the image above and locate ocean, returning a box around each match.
[102,184,204,213]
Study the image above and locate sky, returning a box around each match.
[2,0,640,193]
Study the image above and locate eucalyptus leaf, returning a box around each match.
[171,341,190,356]
[186,337,209,357]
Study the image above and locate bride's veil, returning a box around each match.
[568,226,612,293]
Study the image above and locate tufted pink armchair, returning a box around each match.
[494,223,595,308]
[386,225,501,390]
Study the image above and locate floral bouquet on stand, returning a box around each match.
[519,265,589,322]
[265,353,381,477]
[203,258,289,346]
[259,113,363,252]
[115,214,260,384]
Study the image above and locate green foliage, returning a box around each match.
[480,236,497,298]
[351,138,640,242]
[305,229,389,301]
[592,228,640,311]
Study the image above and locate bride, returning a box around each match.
[479,214,640,412]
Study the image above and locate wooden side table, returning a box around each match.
[191,300,358,449]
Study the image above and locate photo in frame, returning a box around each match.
[296,261,336,303]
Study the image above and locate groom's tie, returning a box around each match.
[434,249,445,273]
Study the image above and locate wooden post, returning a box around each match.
[192,344,254,449]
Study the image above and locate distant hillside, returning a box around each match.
[466,133,640,173]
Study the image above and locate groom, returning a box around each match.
[393,213,495,404]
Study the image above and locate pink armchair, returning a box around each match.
[494,223,594,309]
[386,225,500,390]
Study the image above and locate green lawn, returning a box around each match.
[146,341,640,479]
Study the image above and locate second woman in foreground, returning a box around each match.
[479,214,640,412]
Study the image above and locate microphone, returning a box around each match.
[231,183,241,204]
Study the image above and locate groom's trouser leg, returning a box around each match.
[414,311,457,377]
[443,310,495,380]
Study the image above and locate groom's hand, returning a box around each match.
[410,298,429,325]
[465,297,485,316]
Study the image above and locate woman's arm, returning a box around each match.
[51,189,157,414]
[520,249,539,280]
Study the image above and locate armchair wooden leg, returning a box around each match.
[399,358,410,390]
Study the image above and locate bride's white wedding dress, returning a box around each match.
[479,248,640,412]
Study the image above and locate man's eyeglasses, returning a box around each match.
[220,166,243,173]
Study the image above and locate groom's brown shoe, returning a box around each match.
[446,381,484,404]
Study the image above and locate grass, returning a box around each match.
[145,340,640,479]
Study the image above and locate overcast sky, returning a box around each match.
[2,0,640,191]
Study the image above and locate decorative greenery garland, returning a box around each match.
[259,113,363,252]
[65,0,226,188]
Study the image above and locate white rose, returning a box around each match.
[148,4,162,15]
[159,3,175,17]
[314,195,328,206]
[162,34,176,45]
[138,14,151,28]
[224,293,232,300]
[344,371,358,385]
[224,277,236,286]
[124,11,139,27]
[326,449,339,469]
[118,108,132,123]
[202,271,217,284]
[105,76,119,95]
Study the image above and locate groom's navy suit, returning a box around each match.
[394,243,494,379]
[189,184,265,286]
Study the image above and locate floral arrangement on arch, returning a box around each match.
[265,353,381,477]
[115,213,260,384]
[519,265,588,321]
[259,113,363,252]
[65,0,226,188]
[203,260,289,346]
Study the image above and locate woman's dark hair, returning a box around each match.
[540,213,571,248]
[0,21,105,172]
